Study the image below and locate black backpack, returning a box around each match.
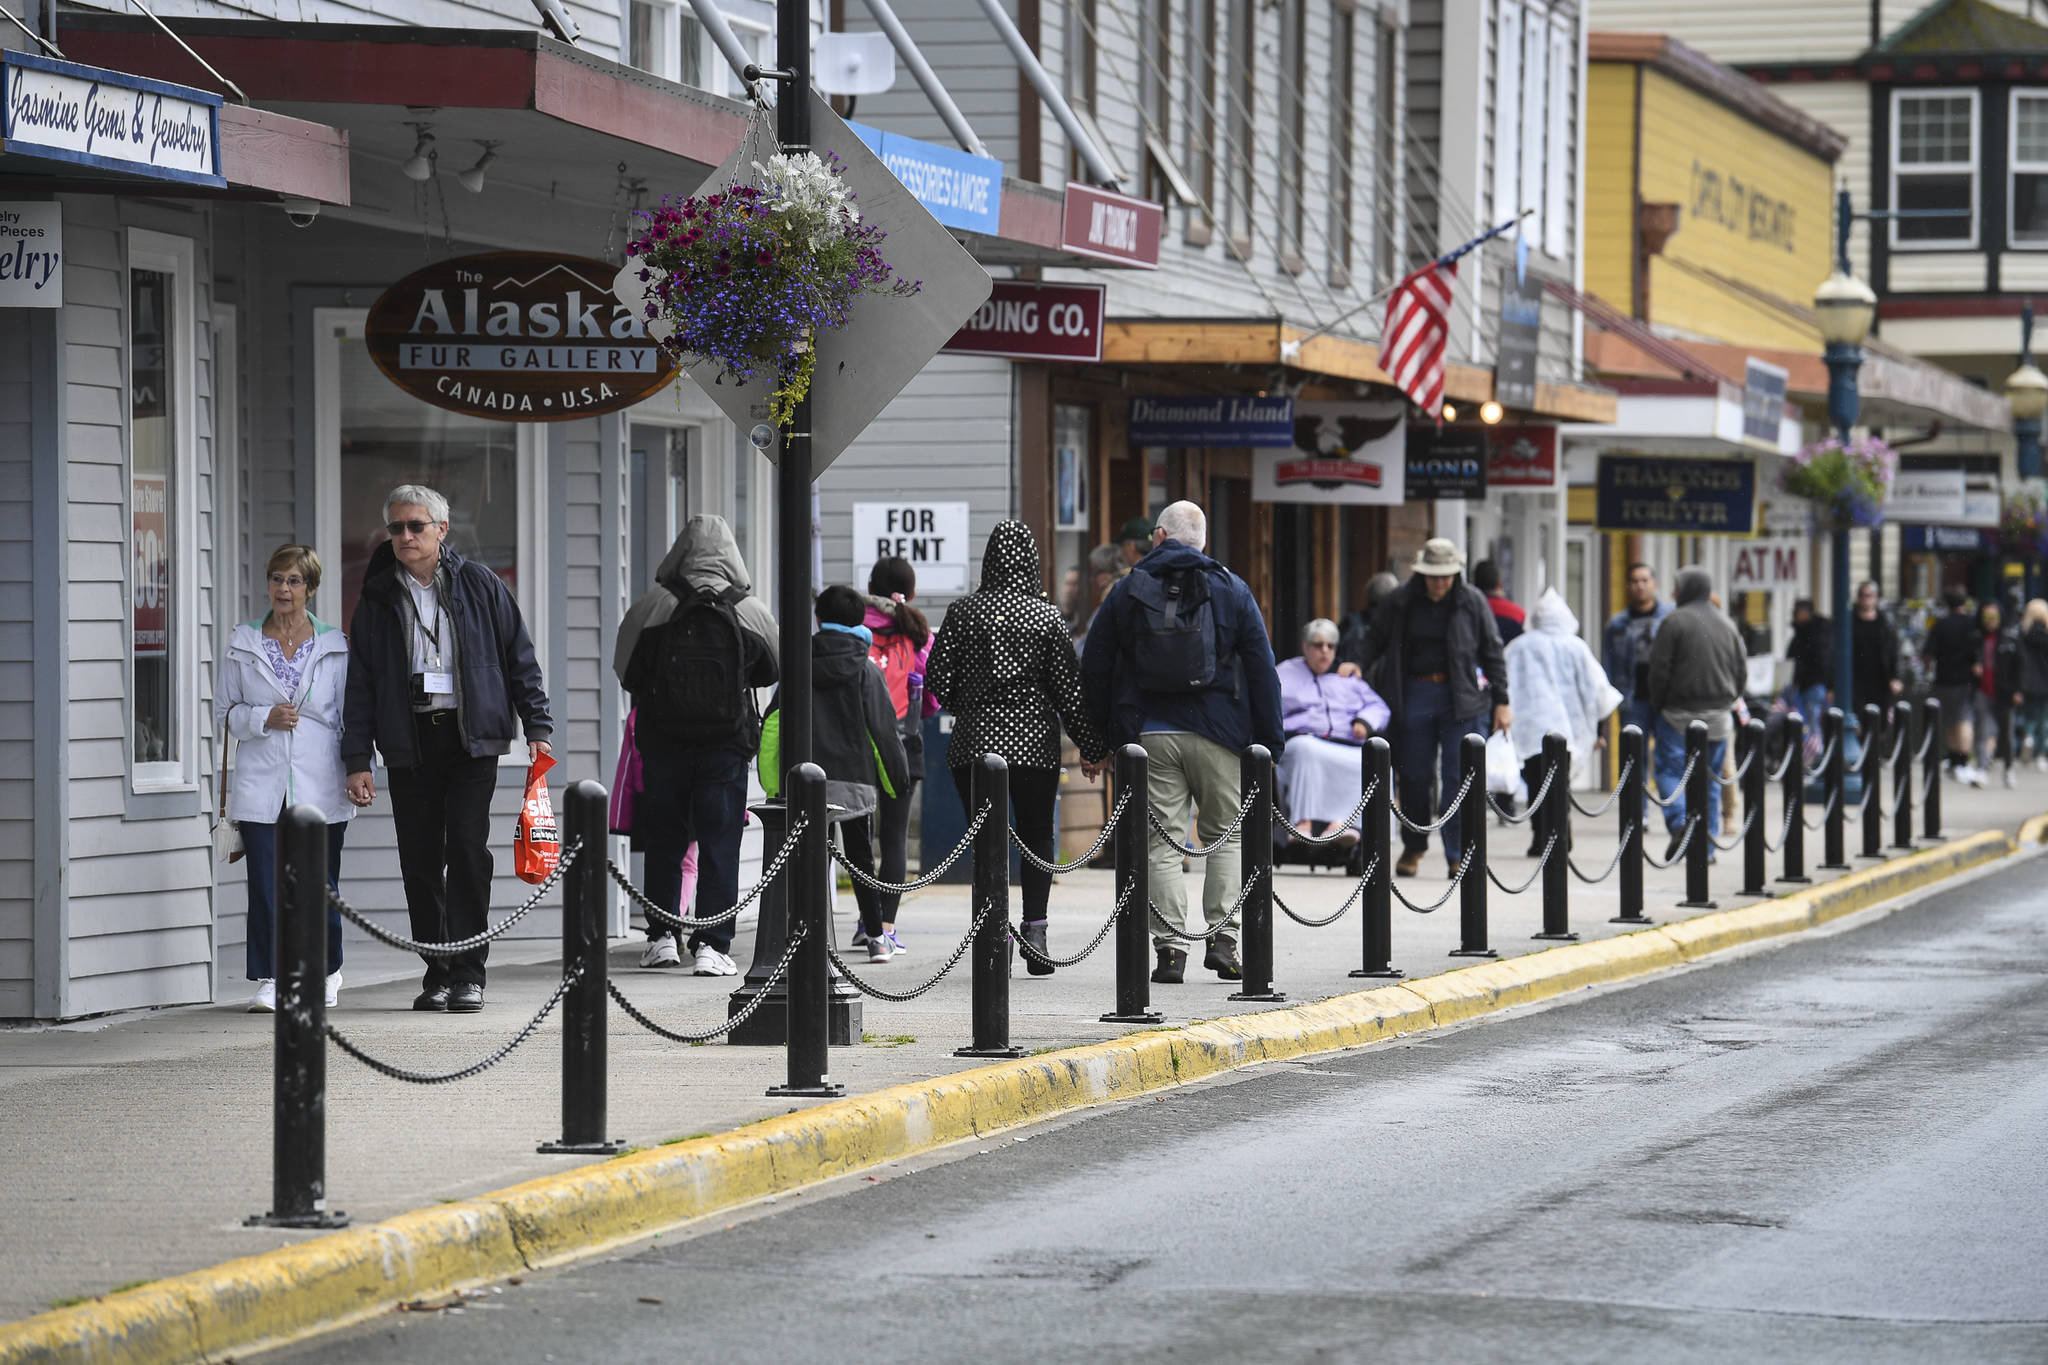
[646,584,757,748]
[1124,565,1220,693]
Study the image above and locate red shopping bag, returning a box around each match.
[515,752,560,884]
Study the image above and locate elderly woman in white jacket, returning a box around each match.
[1504,589,1623,854]
[217,545,354,1012]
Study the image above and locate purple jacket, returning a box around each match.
[1278,655,1391,739]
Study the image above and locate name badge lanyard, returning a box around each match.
[413,587,454,696]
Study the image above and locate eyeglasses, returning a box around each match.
[1305,640,1337,649]
[386,519,439,537]
[267,573,309,590]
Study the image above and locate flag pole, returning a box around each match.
[1280,210,1532,361]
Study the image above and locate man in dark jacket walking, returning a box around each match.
[1342,539,1511,878]
[343,485,552,1013]
[1082,501,1283,984]
[1923,585,1984,780]
[615,515,779,976]
[1644,567,1747,858]
[1785,599,1833,723]
[1850,581,1903,721]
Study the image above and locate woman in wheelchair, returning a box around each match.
[1276,618,1391,851]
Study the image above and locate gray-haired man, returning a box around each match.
[342,485,553,1013]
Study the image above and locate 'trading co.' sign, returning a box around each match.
[365,252,679,421]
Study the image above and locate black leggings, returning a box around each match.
[951,763,1059,922]
[844,780,918,938]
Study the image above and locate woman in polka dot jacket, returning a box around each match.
[926,520,1111,973]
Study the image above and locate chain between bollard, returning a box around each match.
[620,815,810,932]
[1567,829,1635,884]
[1484,835,1557,895]
[1707,806,1760,852]
[610,928,806,1044]
[1643,753,1698,808]
[1148,786,1260,855]
[1274,859,1376,928]
[1277,785,1374,845]
[1391,771,1476,834]
[1642,814,1700,869]
[325,962,583,1084]
[828,903,989,1001]
[1013,881,1134,969]
[1803,736,1839,781]
[1013,792,1129,873]
[1487,762,1558,825]
[1802,787,1841,831]
[1389,848,1476,914]
[1569,760,1634,818]
[1146,864,1266,941]
[830,803,989,892]
[1763,796,1799,853]
[328,841,579,956]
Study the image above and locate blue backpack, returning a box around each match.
[1124,565,1220,693]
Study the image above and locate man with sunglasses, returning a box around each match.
[343,484,553,1013]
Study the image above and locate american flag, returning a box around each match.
[1381,260,1458,416]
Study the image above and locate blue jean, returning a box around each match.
[1396,678,1487,867]
[1652,715,1726,840]
[239,817,348,981]
[639,745,750,954]
[1786,683,1828,727]
[2020,700,2048,758]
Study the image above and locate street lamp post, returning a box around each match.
[1813,187,1878,722]
[2005,305,2048,600]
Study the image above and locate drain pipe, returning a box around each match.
[685,0,763,103]
[857,0,991,158]
[971,0,1122,189]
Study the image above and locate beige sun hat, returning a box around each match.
[1410,537,1466,576]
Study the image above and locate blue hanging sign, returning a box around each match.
[848,122,1002,236]
[1595,454,1758,536]
[1129,394,1296,447]
[1901,525,1988,552]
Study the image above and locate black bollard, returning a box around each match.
[769,763,843,1096]
[1678,719,1715,909]
[1780,713,1809,884]
[1102,745,1162,1023]
[1230,745,1285,1002]
[1892,701,1916,850]
[956,753,1023,1058]
[1739,718,1768,895]
[1922,695,1943,841]
[1611,724,1650,925]
[1861,704,1886,859]
[1820,708,1849,870]
[1351,737,1401,978]
[1450,732,1496,958]
[539,781,620,1154]
[1533,732,1575,941]
[248,805,347,1228]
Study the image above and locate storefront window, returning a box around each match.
[131,267,175,768]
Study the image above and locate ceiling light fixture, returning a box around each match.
[458,141,500,194]
[402,125,436,182]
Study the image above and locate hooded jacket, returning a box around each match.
[343,541,552,771]
[759,628,909,806]
[1080,536,1285,755]
[926,521,1108,770]
[1340,572,1508,720]
[1645,569,1747,739]
[2021,620,2048,700]
[616,515,780,754]
[1504,590,1622,764]
[218,616,354,824]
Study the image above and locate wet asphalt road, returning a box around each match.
[273,857,2048,1364]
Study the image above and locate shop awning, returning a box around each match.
[1100,318,1619,425]
[60,17,1131,269]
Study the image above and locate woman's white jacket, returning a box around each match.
[215,617,355,825]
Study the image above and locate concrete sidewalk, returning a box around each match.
[0,765,2036,1325]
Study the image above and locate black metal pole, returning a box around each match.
[248,805,346,1228]
[1780,713,1809,884]
[1102,744,1162,1023]
[1820,707,1849,870]
[1922,695,1943,841]
[1230,745,1284,1001]
[540,781,619,1154]
[768,762,842,1096]
[1450,733,1495,958]
[1893,700,1916,850]
[1351,736,1401,977]
[1861,703,1885,859]
[1532,732,1574,940]
[1612,724,1649,925]
[1740,718,1768,895]
[956,753,1023,1057]
[1679,719,1714,909]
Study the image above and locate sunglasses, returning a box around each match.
[386,519,439,537]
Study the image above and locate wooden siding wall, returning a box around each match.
[0,306,30,1015]
[1582,0,1868,65]
[67,0,627,61]
[1583,61,1635,312]
[839,0,1026,170]
[64,196,220,1016]
[1768,83,1870,280]
[1406,0,1446,273]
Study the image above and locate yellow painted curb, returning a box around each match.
[2018,811,2048,846]
[0,823,2022,1365]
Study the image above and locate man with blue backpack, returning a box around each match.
[1081,501,1284,985]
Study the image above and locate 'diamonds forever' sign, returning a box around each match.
[1,50,222,186]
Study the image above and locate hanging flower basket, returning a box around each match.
[1781,434,1898,533]
[2000,487,2048,559]
[613,149,919,430]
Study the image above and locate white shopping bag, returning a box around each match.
[1485,730,1527,804]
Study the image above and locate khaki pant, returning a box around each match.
[1140,730,1242,947]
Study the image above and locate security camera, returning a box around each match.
[282,198,321,228]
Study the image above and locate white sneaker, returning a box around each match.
[2035,756,2046,773]
[692,945,739,976]
[640,936,682,968]
[324,971,342,1008]
[247,980,276,1013]
[1965,765,1989,788]
[2005,767,2018,789]
[867,932,894,963]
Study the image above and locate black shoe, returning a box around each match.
[1664,832,1685,863]
[412,985,450,1012]
[1151,946,1187,984]
[1021,921,1055,976]
[447,983,484,1013]
[1205,934,1242,981]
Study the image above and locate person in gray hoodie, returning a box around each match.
[615,515,779,976]
[1644,567,1748,860]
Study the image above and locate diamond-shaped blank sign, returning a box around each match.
[667,92,993,473]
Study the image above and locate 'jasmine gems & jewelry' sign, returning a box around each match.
[1,50,222,186]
